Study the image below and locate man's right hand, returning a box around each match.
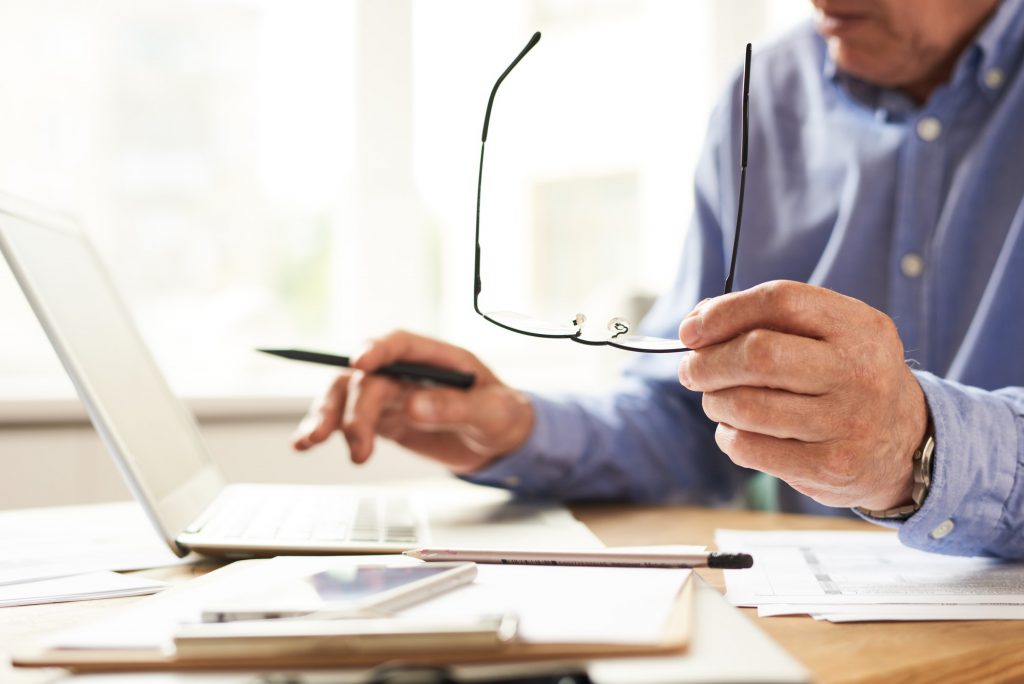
[291,330,534,474]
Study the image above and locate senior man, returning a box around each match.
[294,0,1024,558]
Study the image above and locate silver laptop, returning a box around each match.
[0,194,431,559]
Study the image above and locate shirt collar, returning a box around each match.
[973,0,1024,98]
[823,0,1024,116]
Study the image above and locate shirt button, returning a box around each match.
[916,117,942,142]
[502,475,521,487]
[985,68,1005,90]
[931,519,955,539]
[900,253,925,278]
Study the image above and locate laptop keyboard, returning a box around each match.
[192,489,421,545]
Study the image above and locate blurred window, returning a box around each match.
[0,0,810,401]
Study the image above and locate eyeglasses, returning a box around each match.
[474,32,752,353]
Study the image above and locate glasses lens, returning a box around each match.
[606,334,690,352]
[483,310,581,338]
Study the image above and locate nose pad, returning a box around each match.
[572,313,587,328]
[607,317,631,338]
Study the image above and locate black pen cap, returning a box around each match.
[707,552,755,569]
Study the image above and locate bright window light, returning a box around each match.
[0,0,810,402]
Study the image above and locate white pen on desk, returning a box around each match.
[404,548,754,570]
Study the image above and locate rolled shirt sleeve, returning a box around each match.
[885,373,1024,558]
[465,376,750,506]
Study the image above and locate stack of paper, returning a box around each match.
[0,501,185,607]
[0,571,165,608]
[717,529,1024,622]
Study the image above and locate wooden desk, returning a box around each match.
[4,505,1023,683]
[577,505,1024,684]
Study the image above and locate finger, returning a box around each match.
[341,372,403,464]
[701,386,836,442]
[678,329,839,395]
[714,423,854,505]
[352,330,481,376]
[679,280,862,348]
[404,387,477,431]
[291,374,350,451]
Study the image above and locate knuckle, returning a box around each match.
[392,328,414,344]
[683,354,709,388]
[715,424,754,469]
[871,310,897,337]
[339,417,360,441]
[741,329,777,375]
[678,358,698,389]
[762,280,799,313]
[701,392,719,421]
[375,329,412,354]
[713,423,733,453]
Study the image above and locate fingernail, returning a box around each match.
[679,315,702,347]
[412,394,439,421]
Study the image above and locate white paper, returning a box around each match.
[400,564,691,644]
[716,529,1024,622]
[0,571,165,608]
[589,577,809,684]
[0,501,189,586]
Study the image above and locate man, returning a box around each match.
[294,0,1024,558]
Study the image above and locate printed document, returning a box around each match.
[716,529,1024,622]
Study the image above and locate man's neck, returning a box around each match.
[902,1,1001,105]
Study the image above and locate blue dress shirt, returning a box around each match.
[469,2,1024,559]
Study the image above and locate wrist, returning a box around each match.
[857,413,935,521]
[462,388,535,473]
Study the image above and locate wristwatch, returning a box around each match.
[856,419,935,521]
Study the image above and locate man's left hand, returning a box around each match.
[677,280,928,510]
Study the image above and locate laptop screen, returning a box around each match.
[0,206,220,549]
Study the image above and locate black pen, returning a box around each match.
[257,348,476,389]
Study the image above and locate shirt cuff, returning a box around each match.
[864,371,1020,556]
[460,392,585,498]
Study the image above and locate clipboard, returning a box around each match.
[12,558,694,673]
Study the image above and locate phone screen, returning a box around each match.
[309,565,454,602]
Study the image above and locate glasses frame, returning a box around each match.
[474,32,752,353]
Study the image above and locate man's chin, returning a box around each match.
[827,38,903,88]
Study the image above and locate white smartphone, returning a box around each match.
[201,562,476,623]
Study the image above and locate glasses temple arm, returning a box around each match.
[475,31,542,315]
[474,143,486,314]
[723,42,751,296]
